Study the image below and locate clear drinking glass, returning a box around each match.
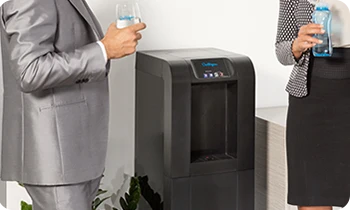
[116,1,142,29]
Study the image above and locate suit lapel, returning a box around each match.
[68,0,104,39]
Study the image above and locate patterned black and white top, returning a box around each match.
[276,0,315,97]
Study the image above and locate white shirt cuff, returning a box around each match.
[96,41,108,63]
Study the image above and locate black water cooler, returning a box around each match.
[135,48,255,210]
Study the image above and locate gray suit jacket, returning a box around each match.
[0,0,110,185]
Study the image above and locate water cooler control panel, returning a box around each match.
[191,58,232,79]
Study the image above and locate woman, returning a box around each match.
[276,0,350,209]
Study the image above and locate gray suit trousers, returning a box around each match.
[24,176,102,210]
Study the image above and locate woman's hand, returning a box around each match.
[292,23,325,60]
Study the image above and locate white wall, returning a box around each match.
[2,0,294,209]
[90,0,293,106]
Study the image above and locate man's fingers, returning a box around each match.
[136,33,142,40]
[129,22,147,32]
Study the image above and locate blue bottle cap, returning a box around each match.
[315,2,330,10]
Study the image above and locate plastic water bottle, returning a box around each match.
[312,2,332,57]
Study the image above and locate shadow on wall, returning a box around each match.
[104,54,137,209]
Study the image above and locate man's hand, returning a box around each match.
[101,22,146,59]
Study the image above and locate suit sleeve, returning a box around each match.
[275,0,306,66]
[2,0,108,93]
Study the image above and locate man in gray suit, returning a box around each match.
[0,0,146,209]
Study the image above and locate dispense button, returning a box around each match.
[209,73,214,78]
[214,72,219,78]
[203,73,208,78]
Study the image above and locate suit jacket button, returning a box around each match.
[76,80,81,84]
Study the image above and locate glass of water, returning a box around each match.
[116,1,141,29]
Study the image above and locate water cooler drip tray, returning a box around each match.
[191,150,235,162]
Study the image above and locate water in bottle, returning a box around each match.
[312,1,332,57]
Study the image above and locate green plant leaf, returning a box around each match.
[96,189,108,197]
[21,201,32,210]
[92,197,101,209]
[137,176,163,210]
[120,197,128,210]
[130,189,140,201]
[125,193,130,203]
[94,196,111,210]
[127,178,140,210]
[128,202,137,210]
[130,178,141,198]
